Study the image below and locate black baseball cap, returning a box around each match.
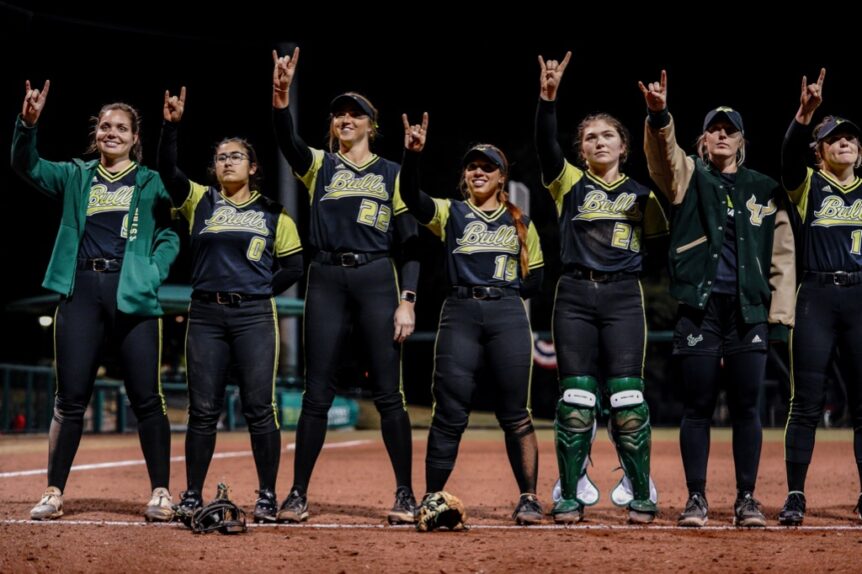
[329,93,377,122]
[703,106,744,134]
[462,145,508,174]
[815,116,861,143]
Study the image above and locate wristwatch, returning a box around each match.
[400,291,417,304]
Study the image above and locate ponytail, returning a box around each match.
[499,188,530,278]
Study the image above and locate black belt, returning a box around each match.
[77,258,122,272]
[451,286,520,300]
[192,291,272,305]
[313,251,388,267]
[564,265,638,283]
[805,270,862,286]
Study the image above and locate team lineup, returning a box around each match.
[10,47,862,530]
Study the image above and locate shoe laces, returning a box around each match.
[178,490,202,509]
[516,494,542,515]
[394,487,416,510]
[38,488,62,507]
[283,489,306,510]
[784,492,805,512]
[149,488,172,507]
[735,493,761,515]
[684,493,707,514]
[256,489,276,504]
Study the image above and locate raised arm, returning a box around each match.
[782,68,825,194]
[11,79,76,198]
[272,47,313,175]
[535,52,570,183]
[399,112,436,224]
[639,70,694,205]
[157,86,193,206]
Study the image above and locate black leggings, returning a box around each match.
[293,258,412,494]
[786,278,862,491]
[184,298,281,493]
[553,275,646,379]
[678,351,765,495]
[425,296,536,494]
[49,269,169,492]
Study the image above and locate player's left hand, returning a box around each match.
[393,300,415,342]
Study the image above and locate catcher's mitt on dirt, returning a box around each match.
[191,483,247,534]
[416,491,468,532]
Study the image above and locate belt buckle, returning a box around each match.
[833,271,849,286]
[216,292,242,305]
[471,286,489,300]
[588,269,607,282]
[91,258,110,272]
[339,252,358,267]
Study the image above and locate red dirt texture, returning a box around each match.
[2,428,861,573]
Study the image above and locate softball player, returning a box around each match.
[641,70,796,527]
[537,53,668,524]
[13,81,179,521]
[272,49,419,524]
[779,69,862,525]
[158,88,303,523]
[401,113,546,525]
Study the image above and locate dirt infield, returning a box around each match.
[2,428,861,572]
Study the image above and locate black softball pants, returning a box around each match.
[293,258,412,495]
[552,275,646,379]
[184,297,281,493]
[425,295,536,494]
[786,277,862,491]
[50,269,169,493]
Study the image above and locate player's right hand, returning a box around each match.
[22,79,50,127]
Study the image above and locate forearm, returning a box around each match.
[535,99,565,183]
[781,120,813,194]
[399,150,436,223]
[272,253,304,294]
[273,106,313,174]
[157,122,192,206]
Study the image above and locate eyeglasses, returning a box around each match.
[215,152,249,165]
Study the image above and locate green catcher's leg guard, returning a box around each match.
[608,377,655,516]
[553,376,597,519]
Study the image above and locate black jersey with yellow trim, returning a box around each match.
[787,167,862,271]
[546,161,668,272]
[176,181,302,295]
[426,198,543,290]
[297,148,406,253]
[79,162,137,261]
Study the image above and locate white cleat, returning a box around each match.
[31,486,63,520]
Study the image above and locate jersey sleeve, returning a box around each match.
[275,211,303,257]
[526,220,544,270]
[546,160,585,216]
[176,181,209,231]
[786,167,813,221]
[296,148,325,205]
[425,198,451,240]
[643,191,670,238]
[392,174,409,215]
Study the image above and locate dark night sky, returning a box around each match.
[0,4,857,366]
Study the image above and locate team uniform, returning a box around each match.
[158,122,303,522]
[780,119,862,524]
[536,100,667,521]
[273,107,418,522]
[12,116,179,521]
[645,107,795,527]
[400,148,545,522]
